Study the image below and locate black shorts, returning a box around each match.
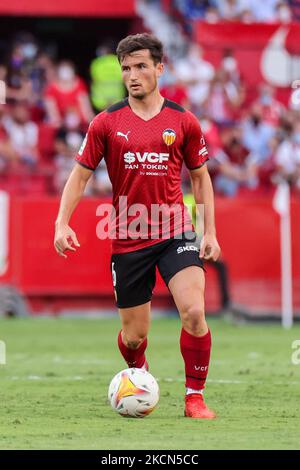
[110,231,204,308]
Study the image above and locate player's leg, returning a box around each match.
[111,245,159,371]
[118,302,151,370]
[168,266,215,418]
[168,266,210,387]
[157,232,215,418]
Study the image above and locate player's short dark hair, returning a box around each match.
[116,33,163,65]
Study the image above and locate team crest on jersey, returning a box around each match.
[162,129,176,146]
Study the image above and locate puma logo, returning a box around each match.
[117,131,130,142]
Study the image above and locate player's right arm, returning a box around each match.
[54,113,106,257]
[54,163,92,258]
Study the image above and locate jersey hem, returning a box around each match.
[75,160,95,171]
[111,226,194,254]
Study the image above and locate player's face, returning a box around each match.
[120,49,163,99]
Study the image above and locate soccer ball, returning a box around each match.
[108,368,159,418]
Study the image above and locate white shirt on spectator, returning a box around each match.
[175,56,214,106]
[216,0,278,21]
[216,0,245,19]
[275,140,300,173]
[241,0,278,21]
[3,116,38,159]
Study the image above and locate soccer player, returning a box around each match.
[54,33,221,419]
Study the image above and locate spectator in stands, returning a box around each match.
[204,69,243,127]
[1,101,39,167]
[215,0,244,20]
[181,113,222,192]
[200,113,223,157]
[0,106,15,171]
[3,33,54,122]
[199,114,224,182]
[160,63,189,107]
[274,119,300,189]
[4,42,33,103]
[220,49,241,86]
[176,0,217,19]
[54,125,84,193]
[36,52,56,84]
[204,4,221,22]
[54,128,76,193]
[241,104,275,164]
[254,83,286,128]
[44,60,94,129]
[258,133,280,189]
[171,0,298,23]
[174,43,215,113]
[213,127,259,196]
[30,52,56,108]
[275,1,293,23]
[239,7,255,22]
[290,0,300,21]
[242,0,278,22]
[215,0,280,22]
[53,109,112,196]
[278,111,295,140]
[90,41,125,112]
[54,132,112,196]
[93,161,113,196]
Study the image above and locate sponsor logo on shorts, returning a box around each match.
[177,245,199,254]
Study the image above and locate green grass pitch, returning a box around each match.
[0,316,299,450]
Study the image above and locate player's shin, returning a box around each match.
[117,331,148,369]
[180,328,211,393]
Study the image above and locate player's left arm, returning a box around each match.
[189,164,221,261]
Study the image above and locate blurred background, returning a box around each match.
[0,0,299,322]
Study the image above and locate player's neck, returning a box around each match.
[128,91,165,121]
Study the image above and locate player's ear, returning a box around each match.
[156,62,164,78]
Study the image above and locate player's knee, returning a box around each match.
[182,304,206,335]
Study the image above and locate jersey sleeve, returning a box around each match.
[75,113,107,170]
[183,112,209,170]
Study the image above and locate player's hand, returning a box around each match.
[54,223,80,258]
[199,233,221,262]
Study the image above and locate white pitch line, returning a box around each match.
[4,376,300,386]
[157,377,300,386]
[7,375,84,381]
[52,356,109,365]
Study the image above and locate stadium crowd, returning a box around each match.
[0,27,300,197]
[161,0,300,23]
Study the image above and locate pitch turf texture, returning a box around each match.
[0,316,299,450]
